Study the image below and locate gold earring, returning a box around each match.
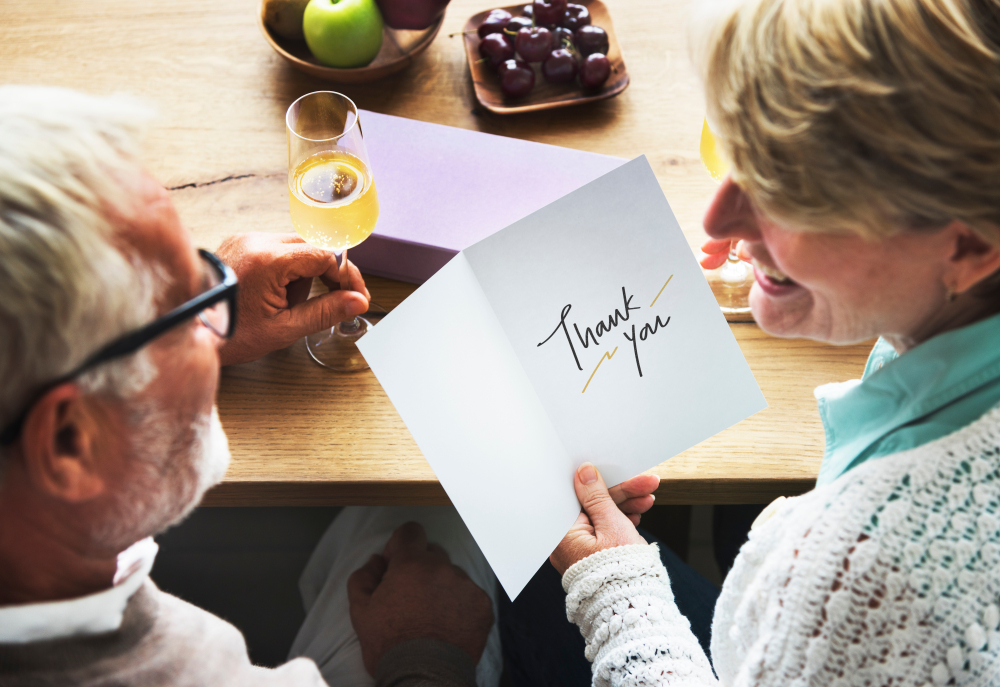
[945,284,958,302]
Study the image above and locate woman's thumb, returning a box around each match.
[574,463,626,529]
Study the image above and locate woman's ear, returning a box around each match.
[18,383,107,503]
[943,221,1000,295]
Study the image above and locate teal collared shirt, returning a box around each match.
[815,311,1000,486]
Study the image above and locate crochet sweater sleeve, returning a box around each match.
[562,544,717,686]
[564,406,1000,687]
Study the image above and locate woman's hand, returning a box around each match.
[609,472,660,526]
[699,237,751,270]
[550,463,652,575]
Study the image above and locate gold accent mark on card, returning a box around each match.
[582,346,620,394]
[649,274,674,307]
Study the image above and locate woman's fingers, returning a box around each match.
[618,494,655,514]
[700,238,732,255]
[700,252,729,270]
[735,239,752,262]
[700,237,752,270]
[700,237,732,270]
[609,474,660,504]
[551,466,648,575]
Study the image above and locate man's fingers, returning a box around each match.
[274,242,341,283]
[427,542,451,562]
[345,259,370,300]
[319,259,370,300]
[347,554,387,607]
[286,276,313,308]
[609,474,660,504]
[383,521,428,563]
[285,289,369,338]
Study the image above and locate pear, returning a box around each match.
[264,0,311,41]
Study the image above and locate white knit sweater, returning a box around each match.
[563,406,1000,686]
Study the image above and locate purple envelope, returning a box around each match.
[349,110,625,284]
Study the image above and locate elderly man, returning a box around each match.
[0,86,498,686]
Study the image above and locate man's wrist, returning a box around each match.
[374,637,477,687]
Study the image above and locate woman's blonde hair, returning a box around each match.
[693,0,1000,243]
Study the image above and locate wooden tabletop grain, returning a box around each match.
[1,0,872,505]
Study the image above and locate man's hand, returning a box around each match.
[215,233,371,366]
[347,522,494,677]
[550,463,650,575]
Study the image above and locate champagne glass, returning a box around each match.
[287,91,379,371]
[699,118,753,316]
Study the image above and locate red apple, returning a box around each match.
[375,0,450,29]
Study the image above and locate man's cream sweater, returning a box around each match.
[0,580,477,687]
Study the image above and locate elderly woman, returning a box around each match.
[504,0,1000,684]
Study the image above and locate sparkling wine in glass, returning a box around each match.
[700,118,753,316]
[287,91,379,371]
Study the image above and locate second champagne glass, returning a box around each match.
[700,118,753,316]
[287,91,379,372]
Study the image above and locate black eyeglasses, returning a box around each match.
[0,249,238,446]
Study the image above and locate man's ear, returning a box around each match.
[944,221,1000,295]
[19,383,107,502]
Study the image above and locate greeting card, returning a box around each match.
[358,156,766,598]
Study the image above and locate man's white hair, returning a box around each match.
[0,86,161,462]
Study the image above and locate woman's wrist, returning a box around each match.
[562,542,660,592]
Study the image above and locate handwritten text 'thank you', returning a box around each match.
[536,279,673,389]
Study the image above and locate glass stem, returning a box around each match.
[720,240,749,286]
[339,247,351,291]
[337,247,361,333]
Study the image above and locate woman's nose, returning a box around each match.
[703,176,761,242]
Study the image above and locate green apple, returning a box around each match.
[303,0,384,68]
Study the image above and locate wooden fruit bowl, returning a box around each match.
[462,0,629,114]
[258,1,444,83]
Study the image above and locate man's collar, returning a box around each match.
[0,537,158,644]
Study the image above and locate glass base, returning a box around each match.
[305,302,388,372]
[306,317,372,371]
[706,259,753,315]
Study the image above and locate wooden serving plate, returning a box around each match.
[462,0,629,114]
[257,1,444,83]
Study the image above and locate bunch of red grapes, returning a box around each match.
[476,0,612,99]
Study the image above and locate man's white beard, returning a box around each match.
[168,405,232,526]
[93,405,232,551]
[189,406,232,506]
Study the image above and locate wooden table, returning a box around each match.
[1,0,872,505]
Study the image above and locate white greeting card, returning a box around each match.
[358,156,767,598]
